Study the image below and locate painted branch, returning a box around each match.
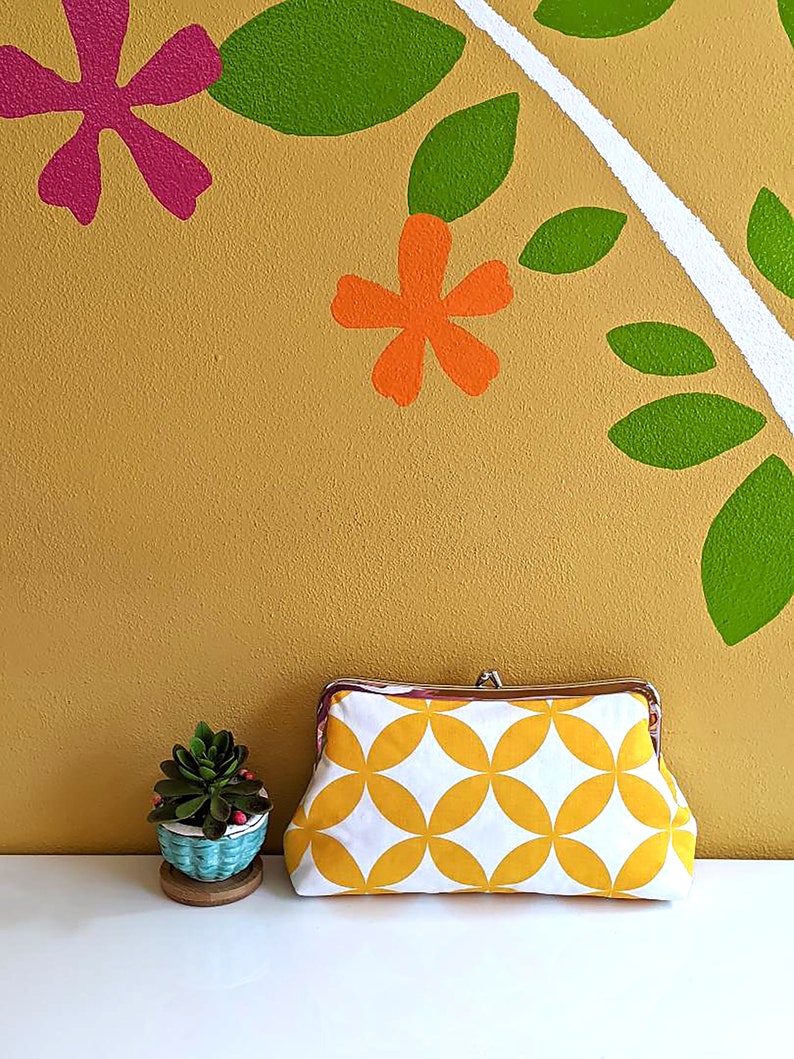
[453,0,794,437]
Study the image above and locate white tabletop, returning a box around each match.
[0,856,789,1058]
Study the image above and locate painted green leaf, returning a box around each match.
[702,456,794,645]
[608,394,766,469]
[780,1,794,48]
[607,323,716,376]
[747,189,794,298]
[207,0,466,135]
[534,0,677,37]
[519,208,626,273]
[408,94,519,222]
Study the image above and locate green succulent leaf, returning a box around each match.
[194,721,213,743]
[210,794,232,822]
[207,745,218,762]
[747,188,794,298]
[173,746,201,776]
[177,766,202,783]
[702,456,794,645]
[607,323,716,376]
[159,760,183,780]
[408,93,519,223]
[236,745,249,769]
[230,780,261,796]
[534,0,677,38]
[608,394,766,469]
[220,757,241,779]
[189,737,207,759]
[198,766,217,781]
[225,791,270,813]
[244,795,273,815]
[519,207,626,273]
[147,803,182,823]
[154,779,204,798]
[208,0,466,136]
[203,815,227,840]
[175,795,209,819]
[780,1,794,48]
[212,730,231,756]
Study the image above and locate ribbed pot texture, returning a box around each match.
[157,812,269,881]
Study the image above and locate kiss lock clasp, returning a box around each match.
[475,669,503,689]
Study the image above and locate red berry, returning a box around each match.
[151,794,163,806]
[237,768,247,777]
[241,770,255,781]
[230,810,247,826]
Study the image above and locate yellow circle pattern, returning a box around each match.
[286,692,696,899]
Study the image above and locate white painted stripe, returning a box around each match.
[453,0,794,436]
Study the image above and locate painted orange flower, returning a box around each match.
[331,213,513,407]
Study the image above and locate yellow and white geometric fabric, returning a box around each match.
[286,688,696,899]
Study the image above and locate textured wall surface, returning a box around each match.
[1,0,792,856]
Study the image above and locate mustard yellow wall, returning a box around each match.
[2,0,792,856]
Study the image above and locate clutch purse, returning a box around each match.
[286,670,696,900]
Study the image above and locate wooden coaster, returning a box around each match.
[159,856,263,906]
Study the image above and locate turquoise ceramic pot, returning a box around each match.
[157,809,269,882]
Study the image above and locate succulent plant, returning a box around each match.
[147,722,272,840]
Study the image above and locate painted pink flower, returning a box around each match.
[0,0,222,224]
